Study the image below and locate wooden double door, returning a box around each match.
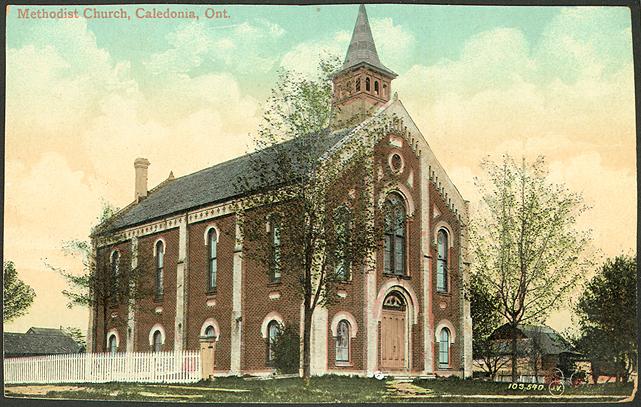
[380,307,407,370]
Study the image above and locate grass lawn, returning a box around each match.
[412,377,634,403]
[5,376,635,403]
[5,376,388,403]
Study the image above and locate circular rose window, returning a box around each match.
[390,153,403,173]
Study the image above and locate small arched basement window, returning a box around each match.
[335,320,350,362]
[267,320,281,364]
[108,334,118,354]
[439,327,450,367]
[152,330,163,353]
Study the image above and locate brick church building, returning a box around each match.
[89,4,473,378]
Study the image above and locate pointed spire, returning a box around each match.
[168,171,175,180]
[342,4,396,77]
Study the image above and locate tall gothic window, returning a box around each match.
[365,77,371,92]
[270,216,281,283]
[374,80,379,95]
[267,320,281,364]
[437,229,448,292]
[207,229,217,293]
[439,328,450,367]
[155,241,164,300]
[355,78,361,92]
[110,251,120,303]
[384,193,406,275]
[334,206,351,281]
[335,320,350,362]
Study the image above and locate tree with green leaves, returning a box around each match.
[233,59,389,380]
[469,272,509,380]
[574,254,637,383]
[62,326,87,351]
[3,261,36,323]
[47,202,155,352]
[470,155,592,382]
[271,323,301,374]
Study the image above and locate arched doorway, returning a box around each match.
[380,292,408,370]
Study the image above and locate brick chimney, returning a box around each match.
[134,158,150,202]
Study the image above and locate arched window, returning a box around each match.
[437,229,448,292]
[365,77,371,92]
[110,251,120,303]
[108,334,118,354]
[204,325,216,339]
[355,78,361,92]
[334,206,351,281]
[152,330,163,353]
[383,83,388,97]
[207,229,217,293]
[374,80,379,95]
[270,216,281,283]
[335,320,350,362]
[155,241,164,300]
[267,320,281,364]
[384,193,406,275]
[439,328,450,367]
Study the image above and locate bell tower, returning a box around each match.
[333,4,397,127]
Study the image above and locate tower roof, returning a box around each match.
[341,4,397,78]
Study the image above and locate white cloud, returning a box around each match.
[370,17,416,67]
[144,18,286,75]
[5,17,262,332]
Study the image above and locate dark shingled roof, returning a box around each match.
[100,128,353,234]
[4,328,82,357]
[341,4,397,78]
[490,324,575,356]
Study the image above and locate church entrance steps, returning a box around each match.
[385,379,435,398]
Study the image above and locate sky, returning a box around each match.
[4,4,636,335]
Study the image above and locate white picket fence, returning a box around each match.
[4,351,201,384]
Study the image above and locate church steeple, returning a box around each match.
[333,4,397,127]
[342,4,396,78]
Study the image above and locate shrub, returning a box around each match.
[272,324,300,374]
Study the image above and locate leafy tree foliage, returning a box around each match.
[3,261,36,323]
[271,324,301,374]
[233,59,390,380]
[574,254,637,383]
[470,155,592,381]
[46,202,155,352]
[62,326,87,351]
[469,272,508,380]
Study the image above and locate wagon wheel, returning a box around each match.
[552,368,565,382]
[570,370,588,387]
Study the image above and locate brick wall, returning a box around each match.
[185,214,236,371]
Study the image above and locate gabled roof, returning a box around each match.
[341,4,397,78]
[490,323,575,356]
[4,328,82,357]
[99,128,353,234]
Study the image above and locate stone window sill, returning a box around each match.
[335,361,353,367]
[383,273,411,280]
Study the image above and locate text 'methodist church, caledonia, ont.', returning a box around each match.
[90,4,473,378]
